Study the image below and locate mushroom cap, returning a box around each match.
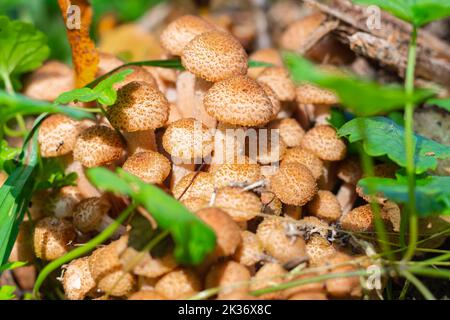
[120,248,177,278]
[128,290,166,300]
[155,268,202,300]
[97,270,136,297]
[323,252,362,298]
[280,12,327,51]
[89,236,128,281]
[289,292,328,300]
[205,261,251,297]
[72,197,111,233]
[256,217,307,265]
[196,207,242,257]
[23,60,74,102]
[34,217,76,261]
[249,263,287,300]
[295,83,339,105]
[160,15,216,56]
[181,31,248,82]
[122,151,171,184]
[257,67,296,102]
[233,230,264,267]
[297,216,330,239]
[260,83,281,119]
[51,186,83,219]
[38,114,80,157]
[62,257,96,300]
[108,81,169,132]
[214,187,262,222]
[162,118,214,160]
[283,271,325,298]
[204,75,274,126]
[73,125,125,168]
[261,191,283,216]
[269,163,318,206]
[112,65,157,90]
[213,162,262,189]
[356,163,398,203]
[255,128,287,165]
[182,197,209,212]
[305,234,337,266]
[281,147,324,180]
[248,48,283,79]
[172,172,215,201]
[340,204,374,232]
[268,118,305,148]
[300,125,347,161]
[307,190,342,223]
[336,156,363,184]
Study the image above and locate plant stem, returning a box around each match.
[32,203,137,299]
[1,73,27,136]
[400,270,435,300]
[402,26,418,262]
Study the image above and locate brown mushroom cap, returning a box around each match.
[160,15,216,56]
[340,204,374,232]
[181,31,248,82]
[34,217,76,261]
[233,230,264,267]
[196,207,242,257]
[305,234,337,266]
[336,156,363,184]
[213,162,262,189]
[257,67,296,102]
[182,197,209,212]
[72,197,111,233]
[297,216,330,239]
[50,186,83,219]
[322,252,362,298]
[249,263,287,300]
[88,237,128,282]
[62,257,96,300]
[128,290,166,300]
[172,171,215,201]
[97,270,136,297]
[261,191,283,216]
[269,163,318,206]
[162,118,214,161]
[281,147,324,180]
[214,187,262,222]
[260,83,281,119]
[280,12,327,51]
[122,151,171,184]
[295,84,339,105]
[204,75,274,126]
[155,268,202,300]
[300,125,347,161]
[38,114,80,157]
[283,271,326,298]
[112,65,157,90]
[307,190,342,223]
[120,248,177,278]
[108,81,170,132]
[247,48,283,79]
[268,118,305,148]
[73,125,125,168]
[205,261,251,297]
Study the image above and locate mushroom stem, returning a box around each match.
[336,182,357,215]
[318,161,337,191]
[98,215,127,239]
[313,104,332,125]
[170,162,196,189]
[123,130,157,155]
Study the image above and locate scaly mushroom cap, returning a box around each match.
[336,156,363,184]
[34,217,76,261]
[233,230,264,267]
[213,162,262,189]
[340,204,374,232]
[257,67,296,102]
[98,270,136,297]
[280,12,327,51]
[120,249,177,278]
[204,75,274,126]
[249,263,287,300]
[160,15,216,56]
[182,197,209,212]
[255,129,287,165]
[62,257,96,300]
[248,48,283,78]
[261,191,283,216]
[51,186,83,219]
[23,61,74,102]
[268,118,305,148]
[73,125,125,168]
[128,290,166,300]
[109,81,169,132]
[196,208,242,257]
[307,190,342,223]
[162,118,214,160]
[214,187,262,222]
[172,172,215,201]
[155,268,202,300]
[281,147,324,180]
[257,217,307,265]
[260,83,281,119]
[283,271,326,298]
[305,234,337,266]
[356,163,398,203]
[181,31,248,82]
[297,216,330,239]
[300,125,346,161]
[205,261,251,297]
[322,252,362,298]
[122,151,171,184]
[295,84,339,105]
[72,197,111,233]
[112,65,157,90]
[269,163,318,206]
[38,114,80,157]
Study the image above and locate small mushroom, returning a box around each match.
[213,162,262,189]
[306,190,342,223]
[281,147,324,180]
[249,263,287,300]
[300,125,346,161]
[112,65,157,90]
[172,171,215,201]
[233,231,265,267]
[213,187,262,222]
[336,156,363,214]
[205,261,251,298]
[247,48,283,79]
[128,290,166,300]
[34,217,76,261]
[305,234,337,266]
[155,268,202,300]
[122,151,171,184]
[256,67,296,102]
[268,118,305,148]
[50,186,83,219]
[62,257,96,300]
[340,204,374,232]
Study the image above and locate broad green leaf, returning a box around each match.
[353,0,450,27]
[283,52,434,116]
[0,140,19,172]
[0,90,95,124]
[0,261,26,273]
[327,108,349,129]
[427,98,450,112]
[0,16,49,89]
[338,116,450,173]
[359,175,450,216]
[34,158,77,191]
[56,69,134,106]
[87,168,216,265]
[0,285,16,300]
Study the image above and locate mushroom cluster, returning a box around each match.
[23,12,400,301]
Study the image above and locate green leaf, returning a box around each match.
[87,168,216,265]
[0,140,19,172]
[427,98,450,112]
[56,69,134,106]
[358,175,450,216]
[353,0,450,27]
[0,261,27,273]
[338,116,450,173]
[34,158,77,191]
[0,16,49,89]
[283,52,434,116]
[327,108,348,129]
[0,285,16,300]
